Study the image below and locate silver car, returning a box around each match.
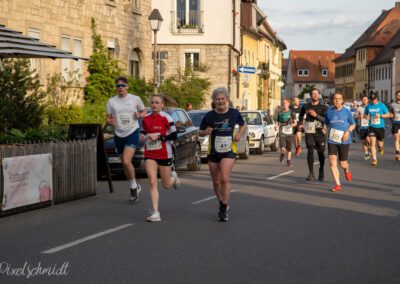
[240,110,279,154]
[188,109,250,160]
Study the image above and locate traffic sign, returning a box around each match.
[238,66,256,74]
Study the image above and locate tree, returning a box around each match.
[0,59,45,134]
[159,67,211,109]
[298,84,315,99]
[84,18,122,104]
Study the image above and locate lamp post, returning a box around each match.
[148,9,163,94]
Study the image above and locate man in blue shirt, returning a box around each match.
[325,93,356,192]
[364,92,390,166]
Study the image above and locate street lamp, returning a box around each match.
[148,9,163,94]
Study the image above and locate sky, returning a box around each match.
[258,0,397,57]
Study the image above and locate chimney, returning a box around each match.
[396,2,400,10]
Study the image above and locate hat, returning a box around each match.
[369,92,378,100]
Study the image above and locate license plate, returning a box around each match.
[108,157,121,163]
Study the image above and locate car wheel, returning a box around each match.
[270,135,279,152]
[187,143,201,171]
[255,136,265,154]
[238,139,250,159]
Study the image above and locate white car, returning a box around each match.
[240,110,279,154]
[188,110,250,160]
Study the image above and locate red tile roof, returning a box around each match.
[289,50,337,83]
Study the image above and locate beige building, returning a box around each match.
[0,0,153,104]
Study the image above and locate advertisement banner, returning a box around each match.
[2,153,53,210]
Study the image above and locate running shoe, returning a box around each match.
[396,155,400,161]
[146,210,161,222]
[318,169,324,181]
[130,185,141,202]
[306,173,315,181]
[279,154,285,164]
[295,145,301,156]
[371,159,378,166]
[171,171,180,190]
[363,153,371,160]
[287,160,292,167]
[379,147,384,156]
[345,171,352,182]
[218,208,229,222]
[332,185,341,192]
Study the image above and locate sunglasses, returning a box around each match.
[116,84,128,88]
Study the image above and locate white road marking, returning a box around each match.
[191,190,238,205]
[267,170,295,180]
[41,223,133,254]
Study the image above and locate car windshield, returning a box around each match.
[241,112,262,125]
[188,112,207,127]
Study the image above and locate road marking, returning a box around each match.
[314,162,319,165]
[267,170,295,180]
[191,190,238,205]
[41,223,133,254]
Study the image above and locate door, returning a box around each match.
[264,112,276,145]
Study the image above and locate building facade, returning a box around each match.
[151,0,241,108]
[0,0,153,104]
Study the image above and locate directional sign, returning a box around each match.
[238,66,256,74]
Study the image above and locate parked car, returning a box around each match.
[240,110,279,154]
[104,108,202,174]
[188,109,250,160]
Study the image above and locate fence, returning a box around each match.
[0,139,97,216]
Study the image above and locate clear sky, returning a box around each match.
[258,0,397,57]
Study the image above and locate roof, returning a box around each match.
[289,50,337,83]
[369,28,400,65]
[335,6,400,62]
[0,24,85,60]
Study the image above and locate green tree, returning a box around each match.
[128,76,154,104]
[84,18,122,104]
[159,68,211,109]
[0,58,45,134]
[298,84,315,99]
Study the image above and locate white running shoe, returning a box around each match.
[146,210,161,222]
[129,184,142,202]
[171,171,180,190]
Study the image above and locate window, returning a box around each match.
[132,0,141,13]
[61,36,83,82]
[177,0,200,29]
[129,50,140,78]
[298,69,309,76]
[322,69,328,76]
[73,38,82,81]
[61,36,71,81]
[28,28,41,74]
[184,52,200,71]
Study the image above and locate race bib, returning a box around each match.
[304,121,316,134]
[295,113,300,121]
[146,133,162,151]
[117,112,134,129]
[329,128,344,143]
[394,112,400,121]
[361,118,369,127]
[214,136,232,153]
[282,125,293,135]
[371,115,380,125]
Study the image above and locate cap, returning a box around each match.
[369,92,378,100]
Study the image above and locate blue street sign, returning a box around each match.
[238,66,256,74]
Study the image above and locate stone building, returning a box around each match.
[0,0,153,104]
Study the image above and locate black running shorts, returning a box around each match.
[328,143,350,161]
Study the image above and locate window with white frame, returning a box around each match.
[132,0,141,13]
[177,0,200,29]
[184,51,200,71]
[298,69,309,76]
[129,49,140,78]
[322,69,328,76]
[73,38,83,81]
[28,28,41,74]
[61,36,83,82]
[61,36,71,81]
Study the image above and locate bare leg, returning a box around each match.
[329,155,340,186]
[145,159,159,211]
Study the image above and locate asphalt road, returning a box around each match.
[0,130,399,284]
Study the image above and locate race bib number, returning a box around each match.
[282,125,293,135]
[214,136,232,153]
[304,121,316,134]
[394,112,400,121]
[117,113,134,129]
[371,115,380,125]
[146,133,162,151]
[329,128,344,143]
[361,118,369,127]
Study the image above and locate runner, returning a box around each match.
[364,92,390,166]
[389,90,400,161]
[350,100,359,143]
[354,94,371,160]
[140,94,180,222]
[325,93,356,192]
[290,97,302,156]
[106,76,146,202]
[276,98,297,167]
[198,87,246,222]
[298,88,328,181]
